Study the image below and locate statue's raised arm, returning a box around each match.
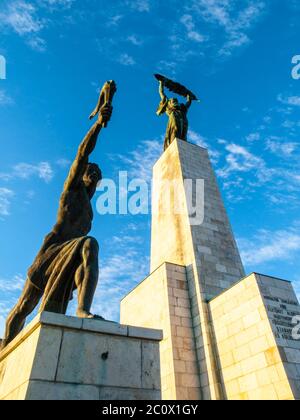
[159,80,167,101]
[65,81,117,191]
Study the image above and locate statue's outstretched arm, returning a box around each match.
[159,80,167,101]
[185,94,192,111]
[64,106,112,190]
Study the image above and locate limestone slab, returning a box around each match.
[0,312,162,400]
[56,330,142,388]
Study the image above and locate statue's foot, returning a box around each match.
[76,310,105,321]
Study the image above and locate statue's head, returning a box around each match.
[169,97,179,107]
[83,163,102,194]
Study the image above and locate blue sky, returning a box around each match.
[0,0,299,335]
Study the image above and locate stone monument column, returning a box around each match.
[122,138,245,399]
[151,138,246,399]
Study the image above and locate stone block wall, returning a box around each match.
[0,312,162,400]
[209,273,300,400]
[121,263,201,400]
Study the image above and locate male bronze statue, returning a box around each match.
[155,74,198,151]
[1,81,117,350]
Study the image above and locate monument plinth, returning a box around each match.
[0,312,162,400]
[121,139,300,400]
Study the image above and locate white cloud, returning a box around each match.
[266,137,298,157]
[40,0,75,9]
[127,34,144,46]
[0,274,25,292]
[26,36,47,52]
[278,94,300,107]
[118,53,136,66]
[127,0,151,13]
[0,0,75,51]
[0,275,26,337]
[246,132,260,142]
[0,90,14,106]
[91,247,149,321]
[239,225,300,266]
[56,158,71,168]
[217,143,265,178]
[13,162,54,183]
[106,15,123,27]
[191,0,266,55]
[0,188,14,217]
[0,1,46,51]
[116,139,161,181]
[181,14,205,43]
[1,1,44,36]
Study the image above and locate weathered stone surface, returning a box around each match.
[26,381,100,401]
[82,318,128,336]
[209,273,300,400]
[121,262,201,400]
[56,331,142,388]
[0,312,162,400]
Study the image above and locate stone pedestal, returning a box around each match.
[0,312,162,400]
[121,139,300,400]
[210,273,300,400]
[121,262,201,400]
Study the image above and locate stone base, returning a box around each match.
[121,262,201,400]
[210,273,300,400]
[0,312,162,400]
[122,270,300,400]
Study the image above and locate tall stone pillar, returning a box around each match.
[152,139,245,399]
[122,139,245,399]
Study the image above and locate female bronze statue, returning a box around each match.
[155,75,197,151]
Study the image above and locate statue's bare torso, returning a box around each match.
[54,183,93,242]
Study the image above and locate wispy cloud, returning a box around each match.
[0,274,25,292]
[91,243,149,321]
[116,138,161,181]
[126,0,151,13]
[0,0,46,51]
[127,34,144,46]
[181,14,205,43]
[0,0,76,52]
[118,53,136,66]
[0,188,14,217]
[190,0,266,55]
[217,143,266,179]
[278,94,300,107]
[0,90,14,106]
[106,15,123,27]
[0,162,54,183]
[26,35,47,52]
[13,162,54,183]
[239,223,300,266]
[0,274,26,337]
[246,132,261,142]
[1,1,44,36]
[266,136,298,157]
[39,0,75,10]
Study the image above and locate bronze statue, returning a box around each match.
[1,81,117,350]
[155,74,198,151]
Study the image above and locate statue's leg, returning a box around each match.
[1,280,42,350]
[75,237,99,319]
